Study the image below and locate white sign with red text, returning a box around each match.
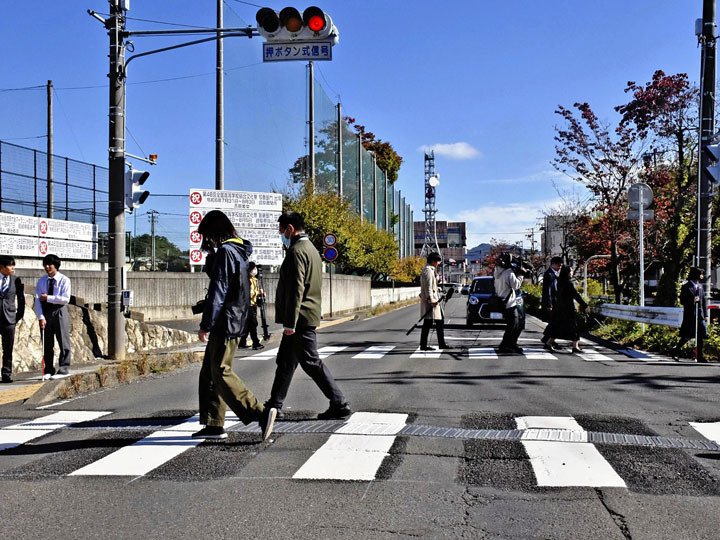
[38,217,97,242]
[189,189,281,211]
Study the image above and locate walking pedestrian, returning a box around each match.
[0,255,25,383]
[265,211,352,420]
[671,267,708,362]
[540,257,562,346]
[543,266,589,353]
[495,254,526,354]
[194,210,276,441]
[34,254,71,380]
[239,262,264,350]
[419,252,449,351]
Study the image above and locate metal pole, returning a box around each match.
[357,134,363,221]
[583,254,611,297]
[639,190,645,309]
[151,211,156,272]
[47,80,54,218]
[337,102,342,197]
[308,61,315,191]
[698,0,716,311]
[215,0,224,190]
[108,0,127,361]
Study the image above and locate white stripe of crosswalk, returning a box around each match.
[689,421,720,444]
[353,345,396,359]
[576,348,616,362]
[522,347,558,360]
[516,416,626,487]
[292,412,407,481]
[317,346,348,359]
[0,411,111,452]
[247,347,279,360]
[70,414,241,477]
[410,347,441,359]
[468,347,498,360]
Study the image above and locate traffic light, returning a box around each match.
[703,141,720,185]
[124,166,149,212]
[256,6,338,44]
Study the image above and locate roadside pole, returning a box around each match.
[108,0,127,360]
[215,0,224,190]
[46,80,53,218]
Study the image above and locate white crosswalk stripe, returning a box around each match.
[0,410,111,452]
[516,416,626,487]
[292,412,407,481]
[352,345,396,359]
[410,347,442,359]
[70,414,242,477]
[522,347,558,360]
[468,347,498,360]
[618,349,672,362]
[317,346,348,359]
[247,347,279,360]
[575,348,616,362]
[689,421,720,444]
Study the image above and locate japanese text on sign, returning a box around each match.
[189,189,281,211]
[262,41,332,62]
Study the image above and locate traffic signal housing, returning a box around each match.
[124,166,150,212]
[703,141,720,185]
[256,6,338,44]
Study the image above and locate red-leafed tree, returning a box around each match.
[615,70,699,306]
[553,102,644,302]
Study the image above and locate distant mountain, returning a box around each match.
[466,243,492,259]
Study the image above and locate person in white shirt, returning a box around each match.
[34,254,72,379]
[494,254,526,354]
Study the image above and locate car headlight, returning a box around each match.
[468,296,479,305]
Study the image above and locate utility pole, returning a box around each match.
[698,0,716,308]
[46,80,53,218]
[308,61,315,191]
[148,209,158,271]
[107,0,127,361]
[215,0,224,190]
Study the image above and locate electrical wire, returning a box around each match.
[227,0,264,8]
[53,87,86,161]
[0,85,44,92]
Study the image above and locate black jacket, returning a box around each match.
[541,267,558,312]
[679,280,707,339]
[200,239,251,337]
[0,275,24,325]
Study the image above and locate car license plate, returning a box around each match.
[490,313,503,320]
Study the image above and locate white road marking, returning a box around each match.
[293,412,407,481]
[353,346,396,359]
[0,410,111,452]
[523,347,558,360]
[468,347,498,360]
[70,414,240,477]
[410,347,442,359]
[618,349,671,362]
[247,347,279,360]
[317,346,348,359]
[516,416,626,487]
[689,421,720,444]
[576,348,616,362]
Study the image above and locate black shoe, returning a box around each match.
[438,344,451,350]
[512,346,523,354]
[498,346,517,355]
[191,426,228,439]
[1,375,12,383]
[317,402,352,420]
[238,343,250,349]
[258,407,277,442]
[420,346,436,351]
[252,343,265,350]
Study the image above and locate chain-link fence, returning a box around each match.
[0,140,108,230]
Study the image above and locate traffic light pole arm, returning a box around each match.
[125,31,259,70]
[125,27,258,37]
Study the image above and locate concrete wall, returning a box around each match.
[14,270,372,321]
[371,286,421,308]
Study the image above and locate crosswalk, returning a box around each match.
[1,409,719,494]
[237,342,670,363]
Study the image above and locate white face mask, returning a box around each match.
[250,269,257,277]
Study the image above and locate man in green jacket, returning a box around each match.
[266,211,351,420]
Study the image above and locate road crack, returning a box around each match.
[595,488,632,540]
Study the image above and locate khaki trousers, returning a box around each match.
[198,332,264,426]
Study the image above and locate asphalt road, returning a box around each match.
[2,297,720,539]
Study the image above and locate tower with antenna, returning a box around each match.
[420,151,441,259]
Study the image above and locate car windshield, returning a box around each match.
[470,278,494,295]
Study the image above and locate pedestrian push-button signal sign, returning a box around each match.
[256,6,338,62]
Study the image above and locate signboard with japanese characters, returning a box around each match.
[0,234,41,258]
[39,238,97,260]
[38,217,97,242]
[0,214,39,237]
[189,189,283,267]
[262,41,332,62]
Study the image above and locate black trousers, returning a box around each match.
[267,326,346,410]
[500,307,523,349]
[420,318,446,348]
[43,307,71,374]
[0,319,15,377]
[239,305,260,346]
[674,336,706,361]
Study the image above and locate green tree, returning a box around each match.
[345,116,403,183]
[390,256,425,283]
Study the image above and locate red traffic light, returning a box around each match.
[303,6,327,32]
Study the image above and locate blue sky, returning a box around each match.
[0,1,703,250]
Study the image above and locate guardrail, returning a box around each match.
[594,303,682,328]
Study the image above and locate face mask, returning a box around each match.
[250,269,257,277]
[281,233,291,248]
